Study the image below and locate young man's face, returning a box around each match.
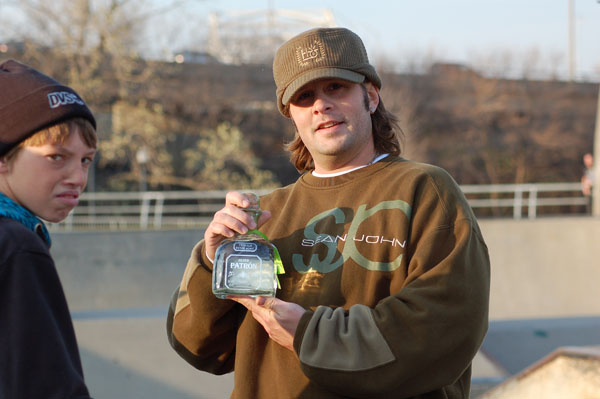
[0,128,96,223]
[288,78,379,174]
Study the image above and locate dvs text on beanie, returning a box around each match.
[0,59,96,156]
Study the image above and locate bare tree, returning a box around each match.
[2,0,282,191]
[468,47,567,81]
[98,100,174,190]
[181,122,279,190]
[7,1,142,99]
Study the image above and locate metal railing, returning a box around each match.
[48,183,589,231]
[460,182,588,219]
[52,189,273,231]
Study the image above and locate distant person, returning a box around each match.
[0,59,96,398]
[167,27,490,398]
[581,152,594,213]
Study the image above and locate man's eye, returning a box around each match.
[327,82,343,91]
[82,157,94,165]
[293,91,313,104]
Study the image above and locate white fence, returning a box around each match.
[460,182,588,219]
[49,183,589,231]
[53,189,273,231]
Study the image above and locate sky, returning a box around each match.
[1,0,598,81]
[171,0,600,81]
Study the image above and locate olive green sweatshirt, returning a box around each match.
[167,156,490,398]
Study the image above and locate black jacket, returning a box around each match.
[0,218,90,399]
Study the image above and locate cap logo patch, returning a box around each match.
[296,39,325,67]
[48,91,84,108]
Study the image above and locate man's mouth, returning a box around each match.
[317,121,342,130]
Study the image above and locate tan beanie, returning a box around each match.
[0,59,96,156]
[273,27,381,117]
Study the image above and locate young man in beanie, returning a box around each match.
[0,59,96,398]
[168,27,490,399]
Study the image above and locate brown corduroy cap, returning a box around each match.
[0,59,96,156]
[273,27,381,117]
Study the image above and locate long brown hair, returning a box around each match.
[285,84,403,172]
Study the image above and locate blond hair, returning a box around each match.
[4,117,96,160]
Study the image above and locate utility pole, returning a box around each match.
[568,0,576,81]
[570,0,599,215]
[592,1,600,216]
[593,85,600,216]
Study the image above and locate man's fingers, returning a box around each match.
[230,296,277,314]
[213,207,253,233]
[264,298,277,311]
[257,209,272,227]
[254,297,279,312]
[228,295,254,308]
[224,191,249,208]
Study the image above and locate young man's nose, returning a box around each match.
[65,162,88,187]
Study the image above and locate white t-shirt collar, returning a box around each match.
[312,153,389,178]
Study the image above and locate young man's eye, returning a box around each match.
[47,154,63,161]
[82,157,94,165]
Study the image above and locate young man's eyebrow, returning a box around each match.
[48,144,97,156]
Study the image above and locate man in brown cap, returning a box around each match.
[169,28,490,398]
[0,59,96,398]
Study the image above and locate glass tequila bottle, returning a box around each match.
[212,195,278,299]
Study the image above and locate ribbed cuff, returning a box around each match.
[205,250,214,264]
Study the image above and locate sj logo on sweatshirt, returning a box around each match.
[293,200,411,273]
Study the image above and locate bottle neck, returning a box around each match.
[243,208,261,225]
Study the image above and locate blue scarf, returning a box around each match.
[0,192,51,246]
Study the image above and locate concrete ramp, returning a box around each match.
[480,346,600,399]
[479,217,600,320]
[481,317,600,375]
[45,220,600,398]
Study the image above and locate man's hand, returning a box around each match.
[204,191,271,260]
[230,296,305,352]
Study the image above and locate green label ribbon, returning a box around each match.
[248,230,285,289]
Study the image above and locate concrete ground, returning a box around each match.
[74,311,600,398]
[75,316,233,399]
[74,312,504,399]
[49,218,600,398]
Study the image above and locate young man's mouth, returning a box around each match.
[56,191,80,206]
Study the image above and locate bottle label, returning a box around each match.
[224,254,263,289]
[233,242,258,252]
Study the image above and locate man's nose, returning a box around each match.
[312,93,333,114]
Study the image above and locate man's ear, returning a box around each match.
[365,82,380,112]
